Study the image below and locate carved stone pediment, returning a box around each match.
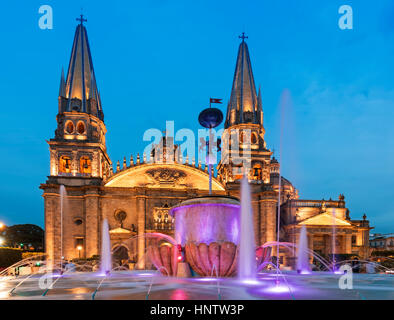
[104,163,225,191]
[145,168,186,186]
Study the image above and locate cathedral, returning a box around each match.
[40,19,371,269]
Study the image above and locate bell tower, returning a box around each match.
[218,34,272,184]
[48,16,111,182]
[41,17,111,264]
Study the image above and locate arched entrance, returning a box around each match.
[112,245,129,267]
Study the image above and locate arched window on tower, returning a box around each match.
[80,156,92,175]
[252,164,262,180]
[65,121,74,134]
[239,131,245,144]
[251,132,258,144]
[76,121,86,135]
[59,156,72,174]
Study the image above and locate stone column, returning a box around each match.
[85,188,100,259]
[344,233,352,254]
[362,230,370,259]
[50,150,57,176]
[136,196,146,269]
[308,232,314,264]
[51,193,62,267]
[92,151,99,177]
[72,150,78,176]
[44,195,56,270]
[259,191,277,244]
[252,199,260,246]
[324,234,330,256]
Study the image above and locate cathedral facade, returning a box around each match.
[40,21,371,269]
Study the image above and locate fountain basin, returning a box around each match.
[185,242,238,277]
[147,245,178,276]
[170,196,240,277]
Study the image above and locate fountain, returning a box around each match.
[296,225,310,274]
[55,185,67,272]
[238,175,256,281]
[331,208,337,272]
[170,196,240,277]
[1,96,393,300]
[100,219,112,276]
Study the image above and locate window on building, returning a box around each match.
[252,164,262,180]
[80,156,92,174]
[59,156,72,173]
[76,121,86,134]
[114,210,127,227]
[251,132,258,144]
[65,121,74,134]
[352,235,357,245]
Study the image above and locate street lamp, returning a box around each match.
[77,245,83,258]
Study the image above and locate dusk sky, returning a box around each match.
[0,0,393,233]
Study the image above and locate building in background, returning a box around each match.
[40,19,372,268]
[370,234,394,252]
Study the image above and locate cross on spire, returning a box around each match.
[76,14,87,25]
[239,32,248,42]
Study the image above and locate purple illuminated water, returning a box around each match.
[238,175,256,281]
[172,200,240,246]
[296,225,310,274]
[331,208,337,272]
[100,219,112,275]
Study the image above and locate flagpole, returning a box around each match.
[208,126,212,195]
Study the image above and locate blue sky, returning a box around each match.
[0,0,393,233]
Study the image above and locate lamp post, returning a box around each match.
[77,245,83,258]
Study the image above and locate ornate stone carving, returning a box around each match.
[145,168,186,186]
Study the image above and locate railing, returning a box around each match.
[288,199,345,208]
[145,220,174,231]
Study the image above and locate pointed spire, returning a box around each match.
[130,154,134,166]
[89,72,97,100]
[64,17,103,120]
[123,157,127,169]
[225,34,261,128]
[59,68,66,97]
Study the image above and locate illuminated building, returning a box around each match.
[40,20,371,267]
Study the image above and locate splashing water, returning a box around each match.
[331,208,337,272]
[238,175,256,281]
[100,219,112,275]
[296,225,310,274]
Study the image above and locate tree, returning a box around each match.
[1,224,44,251]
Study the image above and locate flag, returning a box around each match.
[210,98,223,104]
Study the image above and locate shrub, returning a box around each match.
[0,247,22,268]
